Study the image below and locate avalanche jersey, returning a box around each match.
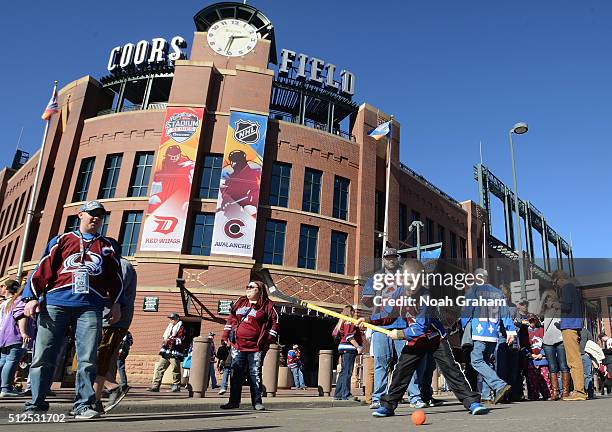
[23,231,123,310]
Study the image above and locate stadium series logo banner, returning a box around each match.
[210,110,268,257]
[140,107,204,252]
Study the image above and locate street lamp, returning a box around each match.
[509,122,528,300]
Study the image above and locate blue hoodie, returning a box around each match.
[460,283,516,343]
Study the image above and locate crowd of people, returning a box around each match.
[1,201,611,421]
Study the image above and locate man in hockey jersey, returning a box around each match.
[148,145,195,214]
[22,201,123,419]
[461,268,516,405]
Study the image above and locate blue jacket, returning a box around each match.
[460,283,516,342]
[401,288,447,343]
[559,282,583,330]
[362,272,408,330]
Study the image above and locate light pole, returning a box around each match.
[509,122,528,300]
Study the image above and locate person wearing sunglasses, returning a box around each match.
[220,280,279,411]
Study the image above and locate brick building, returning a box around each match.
[0,2,576,384]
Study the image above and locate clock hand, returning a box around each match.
[224,36,235,53]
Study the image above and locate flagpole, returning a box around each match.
[16,80,58,284]
[382,115,394,260]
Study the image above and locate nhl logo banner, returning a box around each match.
[211,110,268,257]
[140,107,204,252]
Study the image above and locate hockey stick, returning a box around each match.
[255,266,392,336]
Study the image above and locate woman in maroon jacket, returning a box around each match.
[221,280,279,411]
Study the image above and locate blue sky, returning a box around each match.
[1,1,610,258]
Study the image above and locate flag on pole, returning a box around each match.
[41,83,59,120]
[368,120,391,141]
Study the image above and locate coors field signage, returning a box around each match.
[140,107,204,252]
[107,35,187,72]
[278,48,355,96]
[210,110,269,257]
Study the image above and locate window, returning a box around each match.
[399,203,407,244]
[263,220,286,265]
[330,231,347,274]
[198,154,223,199]
[73,157,95,202]
[426,218,434,244]
[375,190,384,232]
[20,188,31,225]
[99,154,123,199]
[1,204,12,237]
[302,168,322,213]
[450,231,457,259]
[12,192,26,231]
[101,213,110,237]
[460,237,467,268]
[333,176,350,220]
[269,163,291,207]
[189,213,215,256]
[8,237,19,268]
[410,210,421,223]
[129,152,154,197]
[1,241,12,275]
[65,215,80,233]
[119,211,142,256]
[438,225,445,244]
[298,224,318,269]
[6,201,18,235]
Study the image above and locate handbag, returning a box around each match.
[461,322,473,349]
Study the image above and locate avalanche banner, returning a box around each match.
[140,107,204,252]
[210,110,268,257]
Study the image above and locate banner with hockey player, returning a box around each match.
[210,110,268,257]
[140,107,204,252]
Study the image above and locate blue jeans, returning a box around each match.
[372,330,406,402]
[290,366,305,389]
[229,350,264,407]
[220,367,231,390]
[542,343,569,373]
[582,354,594,398]
[25,305,102,412]
[471,340,506,397]
[208,362,218,388]
[0,344,26,392]
[117,355,128,387]
[335,349,356,399]
[407,353,432,404]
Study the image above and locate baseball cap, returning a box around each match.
[79,200,106,214]
[518,299,529,306]
[208,331,215,337]
[383,248,399,258]
[292,344,299,349]
[168,313,180,320]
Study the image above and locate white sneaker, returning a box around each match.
[218,389,226,395]
[368,402,381,409]
[74,408,100,420]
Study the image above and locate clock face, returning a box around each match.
[207,19,258,57]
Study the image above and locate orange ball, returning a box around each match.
[411,409,427,426]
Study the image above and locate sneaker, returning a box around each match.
[0,389,21,397]
[372,406,395,417]
[469,402,489,415]
[368,401,381,409]
[169,385,181,392]
[74,408,100,420]
[254,403,265,411]
[218,388,227,395]
[21,389,32,397]
[93,401,105,414]
[409,400,427,409]
[220,402,240,409]
[105,386,130,414]
[426,397,444,407]
[101,389,110,398]
[493,385,512,405]
[146,386,160,392]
